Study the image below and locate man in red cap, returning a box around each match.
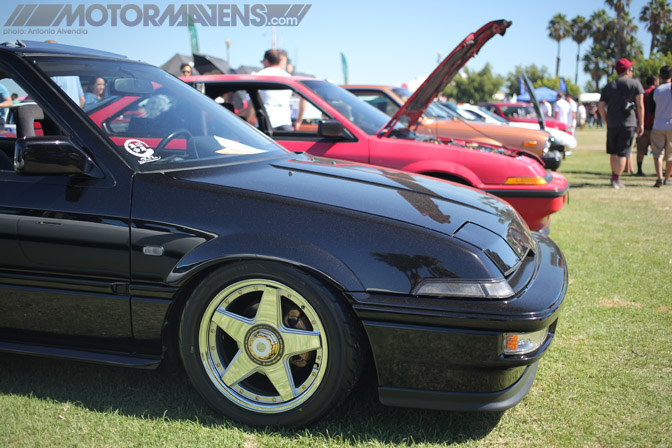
[598,58,645,189]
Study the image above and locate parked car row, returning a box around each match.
[0,20,567,428]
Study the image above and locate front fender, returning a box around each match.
[166,232,365,293]
[401,159,483,187]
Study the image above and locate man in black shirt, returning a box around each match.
[598,58,645,189]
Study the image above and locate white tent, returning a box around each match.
[579,93,601,103]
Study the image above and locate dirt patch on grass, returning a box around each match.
[598,298,643,309]
[656,305,671,313]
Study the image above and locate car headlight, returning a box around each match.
[413,278,514,299]
[504,176,548,185]
[502,328,548,355]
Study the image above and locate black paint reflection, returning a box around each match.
[373,252,457,286]
[378,168,452,225]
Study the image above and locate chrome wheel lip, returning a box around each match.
[198,279,328,413]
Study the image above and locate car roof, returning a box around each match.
[0,40,126,60]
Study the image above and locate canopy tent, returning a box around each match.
[160,53,232,77]
[579,92,601,103]
[517,86,558,102]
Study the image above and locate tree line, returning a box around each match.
[444,0,672,103]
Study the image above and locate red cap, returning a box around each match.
[615,58,635,74]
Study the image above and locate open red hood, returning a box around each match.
[379,19,512,137]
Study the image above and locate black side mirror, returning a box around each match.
[14,136,103,178]
[317,119,349,139]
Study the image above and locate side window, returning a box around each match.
[0,76,64,171]
[257,89,328,136]
[352,93,399,117]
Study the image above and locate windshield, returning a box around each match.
[300,80,392,135]
[391,87,411,102]
[500,104,537,119]
[470,106,509,124]
[439,102,480,121]
[33,57,286,171]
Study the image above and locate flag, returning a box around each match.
[518,74,527,96]
[187,14,199,55]
[341,52,348,85]
[559,77,567,94]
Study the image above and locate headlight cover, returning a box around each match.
[413,278,514,299]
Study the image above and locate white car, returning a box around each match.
[459,103,576,152]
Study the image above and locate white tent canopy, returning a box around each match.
[579,93,601,103]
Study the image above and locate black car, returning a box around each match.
[0,41,567,427]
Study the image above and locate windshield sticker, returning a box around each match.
[124,139,161,164]
[214,136,267,155]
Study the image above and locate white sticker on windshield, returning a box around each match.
[124,139,161,164]
[213,136,266,155]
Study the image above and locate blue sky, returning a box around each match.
[1,0,655,93]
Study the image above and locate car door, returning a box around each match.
[0,67,134,351]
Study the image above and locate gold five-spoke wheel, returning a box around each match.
[198,279,327,412]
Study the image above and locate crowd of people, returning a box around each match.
[598,58,672,188]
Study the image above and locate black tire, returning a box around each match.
[179,261,363,427]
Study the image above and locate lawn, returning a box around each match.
[1,127,671,447]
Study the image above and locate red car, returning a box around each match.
[184,20,568,231]
[481,102,568,132]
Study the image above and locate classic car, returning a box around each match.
[184,21,568,232]
[458,103,577,152]
[344,85,564,170]
[0,40,567,427]
[481,101,568,132]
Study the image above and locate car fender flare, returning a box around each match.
[166,232,365,293]
[400,160,483,187]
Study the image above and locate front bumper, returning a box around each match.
[542,149,562,170]
[349,233,567,411]
[378,362,538,412]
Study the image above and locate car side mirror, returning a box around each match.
[317,119,349,139]
[14,136,103,178]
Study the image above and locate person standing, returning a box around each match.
[567,94,578,135]
[577,101,587,130]
[553,92,570,129]
[650,65,672,187]
[598,58,644,189]
[0,83,12,130]
[540,98,552,117]
[254,49,294,131]
[635,75,659,176]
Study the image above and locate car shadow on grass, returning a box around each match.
[0,353,503,444]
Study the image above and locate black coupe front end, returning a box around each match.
[0,40,567,427]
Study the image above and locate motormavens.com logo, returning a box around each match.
[4,3,312,27]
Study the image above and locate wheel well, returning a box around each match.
[421,172,471,186]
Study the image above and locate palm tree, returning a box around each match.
[639,0,672,55]
[583,44,611,90]
[590,9,612,43]
[570,15,592,85]
[548,13,570,79]
[606,0,632,58]
[620,12,644,60]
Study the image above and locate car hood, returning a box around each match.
[380,19,512,137]
[169,154,527,240]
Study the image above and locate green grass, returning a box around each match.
[1,127,671,447]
